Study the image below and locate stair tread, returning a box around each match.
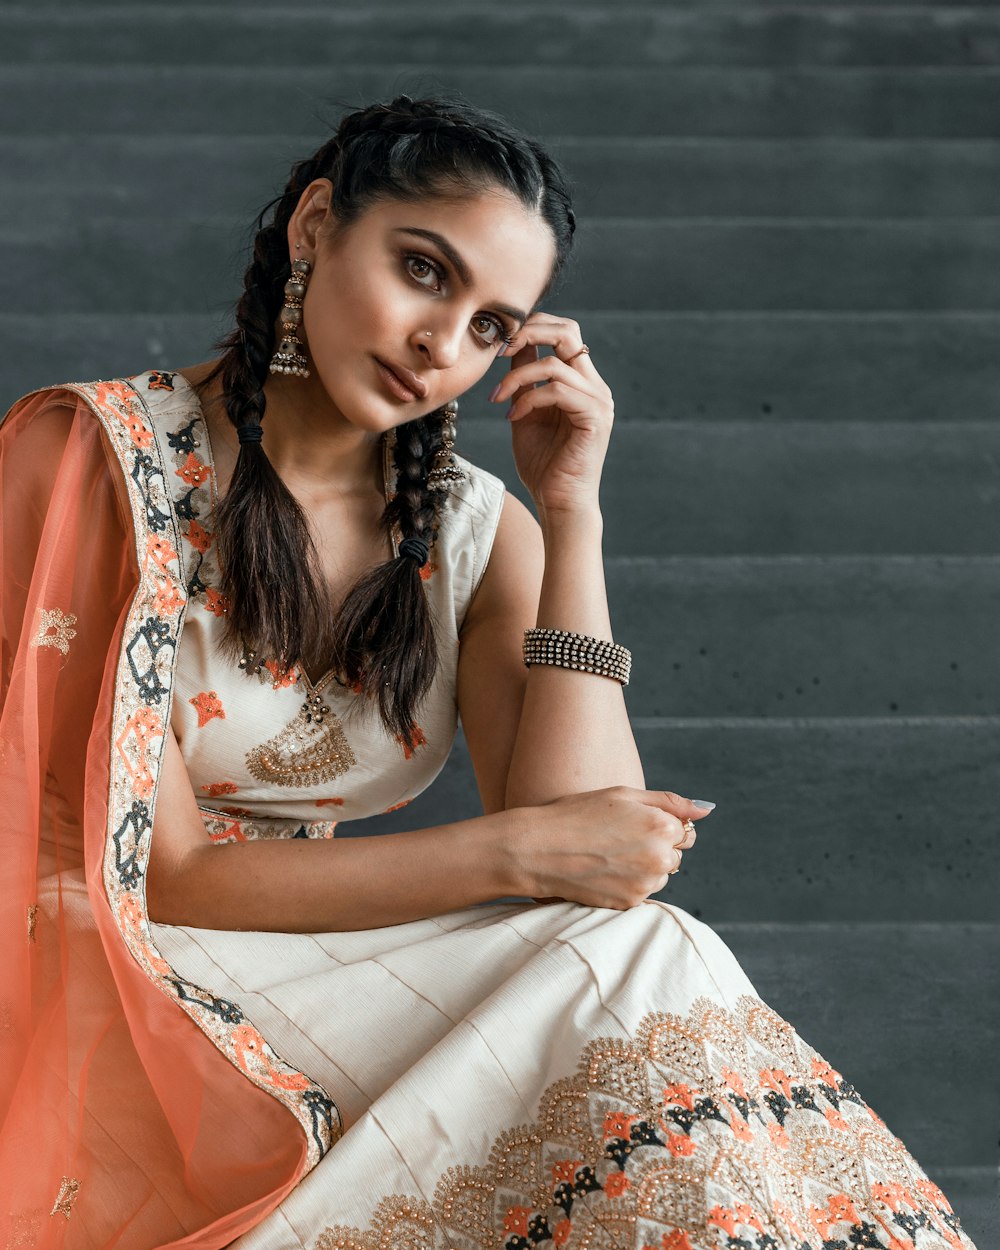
[3,7,1000,69]
[2,66,1000,138]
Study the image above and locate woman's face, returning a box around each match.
[286,181,558,433]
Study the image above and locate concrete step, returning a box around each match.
[348,717,1000,924]
[9,216,1000,313]
[4,312,999,425]
[459,421,1000,557]
[2,66,999,138]
[4,7,1000,68]
[5,136,1000,224]
[600,556,998,718]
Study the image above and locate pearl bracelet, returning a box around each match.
[522,627,632,686]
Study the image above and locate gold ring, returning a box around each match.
[682,819,696,837]
[565,344,590,363]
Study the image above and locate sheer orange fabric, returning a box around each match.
[0,389,306,1245]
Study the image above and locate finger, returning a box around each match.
[676,821,698,851]
[634,789,717,822]
[508,380,606,424]
[501,317,594,369]
[490,356,595,407]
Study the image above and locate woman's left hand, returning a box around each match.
[489,312,614,516]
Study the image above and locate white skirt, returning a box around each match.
[152,897,975,1250]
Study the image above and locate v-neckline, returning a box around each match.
[169,370,400,697]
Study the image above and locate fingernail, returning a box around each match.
[692,800,716,811]
[488,382,502,402]
[501,342,516,355]
[505,407,515,421]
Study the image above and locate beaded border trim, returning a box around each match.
[522,627,631,686]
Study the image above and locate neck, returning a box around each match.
[191,360,386,501]
[260,372,384,498]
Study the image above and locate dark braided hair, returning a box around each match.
[194,92,577,751]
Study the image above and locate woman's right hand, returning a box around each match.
[513,786,712,910]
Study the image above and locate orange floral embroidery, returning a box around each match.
[190,690,225,728]
[396,722,427,759]
[232,1024,311,1091]
[665,1130,697,1156]
[264,658,298,689]
[220,806,254,818]
[147,370,175,391]
[419,560,437,581]
[552,1218,572,1247]
[115,707,162,799]
[208,819,246,843]
[184,517,213,553]
[202,781,238,797]
[153,579,183,618]
[503,1207,532,1237]
[203,587,231,617]
[767,1122,791,1150]
[146,534,177,572]
[646,1233,694,1250]
[661,1081,697,1111]
[603,1110,638,1140]
[94,379,153,449]
[824,1104,850,1131]
[176,451,211,488]
[550,1159,583,1185]
[604,1170,630,1198]
[315,797,345,808]
[382,799,412,814]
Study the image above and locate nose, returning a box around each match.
[413,321,463,368]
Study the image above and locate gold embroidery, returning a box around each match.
[48,1177,80,1219]
[246,690,357,788]
[31,609,77,657]
[26,905,37,943]
[313,994,974,1250]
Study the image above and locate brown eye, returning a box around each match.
[404,254,442,288]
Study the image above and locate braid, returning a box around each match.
[330,411,447,750]
[194,90,576,751]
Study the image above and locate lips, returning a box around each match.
[374,357,428,400]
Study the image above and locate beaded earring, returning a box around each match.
[426,399,466,491]
[269,256,312,377]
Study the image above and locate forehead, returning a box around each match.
[369,191,557,312]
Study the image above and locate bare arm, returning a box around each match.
[457,492,644,814]
[147,726,524,932]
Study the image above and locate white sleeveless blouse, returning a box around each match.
[140,372,506,830]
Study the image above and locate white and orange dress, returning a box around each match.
[0,369,976,1250]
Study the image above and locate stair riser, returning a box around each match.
[347,720,1000,924]
[603,558,998,717]
[4,314,997,425]
[4,67,1000,138]
[11,219,1000,313]
[6,136,1000,220]
[460,422,1000,556]
[3,9,1000,68]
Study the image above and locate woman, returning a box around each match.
[0,93,976,1249]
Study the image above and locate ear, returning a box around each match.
[286,178,333,259]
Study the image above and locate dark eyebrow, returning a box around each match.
[392,226,529,327]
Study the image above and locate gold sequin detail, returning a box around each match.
[310,994,974,1250]
[26,905,37,944]
[48,1177,80,1219]
[246,691,357,788]
[31,609,77,657]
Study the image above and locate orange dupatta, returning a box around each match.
[0,381,328,1246]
